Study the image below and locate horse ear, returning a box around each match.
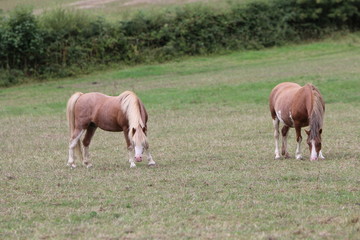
[319,128,322,134]
[132,127,136,136]
[142,126,147,134]
[305,129,310,136]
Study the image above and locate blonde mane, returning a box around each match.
[119,91,146,142]
[309,85,325,139]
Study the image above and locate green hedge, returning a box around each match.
[1,0,359,87]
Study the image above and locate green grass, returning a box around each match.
[1,33,360,239]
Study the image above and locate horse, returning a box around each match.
[269,82,325,161]
[66,91,155,168]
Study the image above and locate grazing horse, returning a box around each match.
[269,82,325,161]
[66,91,155,168]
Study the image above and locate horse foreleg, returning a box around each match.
[281,126,290,158]
[295,127,303,160]
[82,125,97,168]
[68,129,85,168]
[128,147,136,168]
[273,118,281,159]
[147,152,156,166]
[319,150,325,159]
[145,145,155,166]
[124,130,136,168]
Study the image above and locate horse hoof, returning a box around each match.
[86,163,93,168]
[130,163,136,168]
[67,163,76,168]
[274,156,281,160]
[148,162,156,167]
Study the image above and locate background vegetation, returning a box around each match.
[0,0,360,87]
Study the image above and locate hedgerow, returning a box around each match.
[0,0,359,87]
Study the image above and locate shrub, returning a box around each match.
[0,0,359,87]
[0,69,23,87]
[0,7,44,73]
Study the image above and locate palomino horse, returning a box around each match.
[269,82,325,161]
[66,91,155,168]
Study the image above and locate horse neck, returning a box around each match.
[309,86,324,140]
[120,92,145,130]
[128,106,144,130]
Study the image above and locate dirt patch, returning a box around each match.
[124,0,174,6]
[68,0,121,9]
[123,0,202,6]
[34,0,206,14]
[68,0,205,9]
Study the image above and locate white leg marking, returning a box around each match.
[319,150,325,159]
[128,147,136,168]
[67,130,85,168]
[146,151,156,166]
[310,140,318,161]
[273,119,280,159]
[67,148,76,168]
[295,137,302,160]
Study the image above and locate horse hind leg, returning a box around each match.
[82,125,97,168]
[68,129,85,168]
[281,126,290,158]
[273,118,281,160]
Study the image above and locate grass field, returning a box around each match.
[1,33,360,239]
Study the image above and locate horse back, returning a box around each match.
[290,85,314,126]
[270,82,311,127]
[75,92,125,131]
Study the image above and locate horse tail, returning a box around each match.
[66,92,83,159]
[67,92,82,136]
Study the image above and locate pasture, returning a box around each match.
[1,34,360,239]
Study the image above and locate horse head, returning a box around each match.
[130,125,148,162]
[305,128,322,161]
